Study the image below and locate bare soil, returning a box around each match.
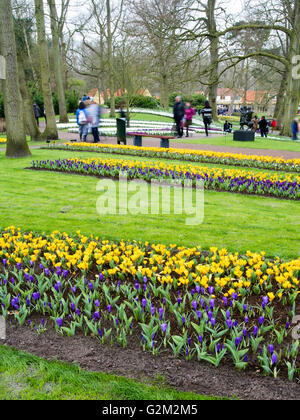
[2,315,300,401]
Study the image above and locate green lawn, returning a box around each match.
[0,148,299,259]
[173,134,300,152]
[0,346,219,400]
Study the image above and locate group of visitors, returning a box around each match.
[76,100,101,143]
[173,97,213,138]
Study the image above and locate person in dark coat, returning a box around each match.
[173,96,185,138]
[223,121,232,133]
[200,100,213,136]
[258,116,268,138]
[33,103,42,127]
[292,118,299,141]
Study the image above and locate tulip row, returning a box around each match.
[0,227,299,380]
[31,157,300,200]
[52,142,300,173]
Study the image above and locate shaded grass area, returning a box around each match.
[0,149,299,259]
[173,135,300,152]
[0,345,217,400]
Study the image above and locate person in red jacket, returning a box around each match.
[184,102,196,137]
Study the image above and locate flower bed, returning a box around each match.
[0,227,299,381]
[30,157,300,200]
[54,142,300,173]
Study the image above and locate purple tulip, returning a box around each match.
[142,298,147,308]
[262,296,269,305]
[253,326,258,337]
[71,302,76,311]
[192,300,198,310]
[268,344,274,354]
[259,316,265,326]
[271,353,277,366]
[226,319,232,329]
[95,299,100,307]
[107,305,112,313]
[56,318,63,327]
[161,323,168,335]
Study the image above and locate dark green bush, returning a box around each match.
[169,92,206,108]
[106,95,159,110]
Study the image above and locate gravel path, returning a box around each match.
[1,122,300,159]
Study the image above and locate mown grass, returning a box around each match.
[0,345,221,400]
[0,148,299,259]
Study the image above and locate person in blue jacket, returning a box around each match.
[292,118,299,141]
[76,102,89,142]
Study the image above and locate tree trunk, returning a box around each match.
[47,0,69,124]
[107,0,115,118]
[281,2,300,137]
[207,0,218,121]
[34,0,58,140]
[273,69,288,128]
[0,0,31,158]
[18,55,43,141]
[61,41,68,91]
[160,74,169,110]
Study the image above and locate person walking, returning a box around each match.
[33,103,42,127]
[271,119,277,133]
[184,102,195,137]
[200,101,213,137]
[87,101,101,143]
[76,102,89,142]
[251,115,259,133]
[258,116,268,138]
[173,96,185,138]
[292,118,299,141]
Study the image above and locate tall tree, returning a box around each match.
[18,55,43,142]
[47,0,69,123]
[0,0,31,158]
[129,0,188,111]
[34,0,58,139]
